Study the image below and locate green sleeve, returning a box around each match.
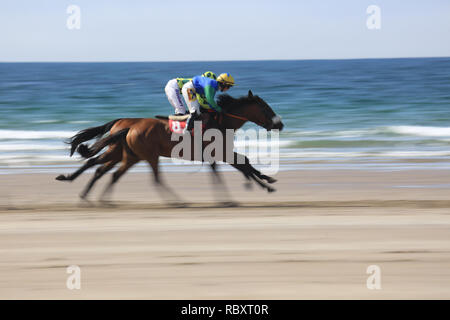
[204,85,222,112]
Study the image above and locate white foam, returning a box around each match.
[285,126,450,139]
[0,154,79,165]
[0,130,75,140]
[69,120,95,124]
[380,150,450,157]
[0,143,65,151]
[280,150,450,158]
[32,120,59,124]
[234,139,293,148]
[384,126,450,137]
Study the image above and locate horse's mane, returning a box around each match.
[217,94,253,111]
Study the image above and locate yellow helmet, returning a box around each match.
[217,73,235,87]
[202,71,217,80]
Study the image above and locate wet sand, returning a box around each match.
[1,169,450,299]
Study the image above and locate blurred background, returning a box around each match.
[0,0,449,173]
[0,59,449,173]
[1,1,450,300]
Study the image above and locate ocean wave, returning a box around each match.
[283,129,375,138]
[383,126,450,137]
[282,139,450,149]
[283,125,450,139]
[69,120,95,124]
[31,119,60,124]
[234,139,293,148]
[1,149,449,168]
[280,150,450,158]
[31,119,95,125]
[0,154,79,165]
[0,129,75,140]
[0,143,66,151]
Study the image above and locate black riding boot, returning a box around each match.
[185,112,198,133]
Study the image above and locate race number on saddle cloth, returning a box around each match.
[168,119,205,135]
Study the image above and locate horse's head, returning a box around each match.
[218,91,284,131]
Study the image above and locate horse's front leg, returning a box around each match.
[230,150,277,184]
[229,152,276,193]
[209,162,236,206]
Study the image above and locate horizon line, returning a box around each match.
[1,56,449,63]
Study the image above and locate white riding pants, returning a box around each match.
[181,81,201,115]
[165,79,187,114]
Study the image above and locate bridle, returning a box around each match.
[205,96,282,130]
[207,109,267,128]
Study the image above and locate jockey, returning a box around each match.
[164,71,217,115]
[182,73,235,133]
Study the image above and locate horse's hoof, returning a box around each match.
[220,201,239,207]
[267,187,276,193]
[55,174,67,181]
[78,197,94,207]
[266,177,277,184]
[79,193,89,201]
[99,200,116,208]
[244,182,253,190]
[167,201,187,208]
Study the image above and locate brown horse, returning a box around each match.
[56,91,284,203]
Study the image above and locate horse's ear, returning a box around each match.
[248,90,253,98]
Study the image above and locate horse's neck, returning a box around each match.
[221,115,247,131]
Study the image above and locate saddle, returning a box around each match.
[168,114,190,121]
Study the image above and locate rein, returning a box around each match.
[205,109,247,122]
[223,111,268,128]
[206,109,267,128]
[223,112,248,122]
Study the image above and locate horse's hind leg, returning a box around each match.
[56,145,122,182]
[56,156,100,182]
[79,159,118,200]
[147,156,183,206]
[99,157,138,203]
[209,162,236,206]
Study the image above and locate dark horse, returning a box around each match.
[56,91,284,203]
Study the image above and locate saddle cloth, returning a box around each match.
[168,119,187,134]
[168,119,206,135]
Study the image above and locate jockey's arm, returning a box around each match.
[204,85,222,113]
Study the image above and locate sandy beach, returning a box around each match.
[1,168,450,299]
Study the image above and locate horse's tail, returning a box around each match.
[77,128,129,159]
[67,119,122,156]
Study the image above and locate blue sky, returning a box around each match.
[0,0,449,61]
